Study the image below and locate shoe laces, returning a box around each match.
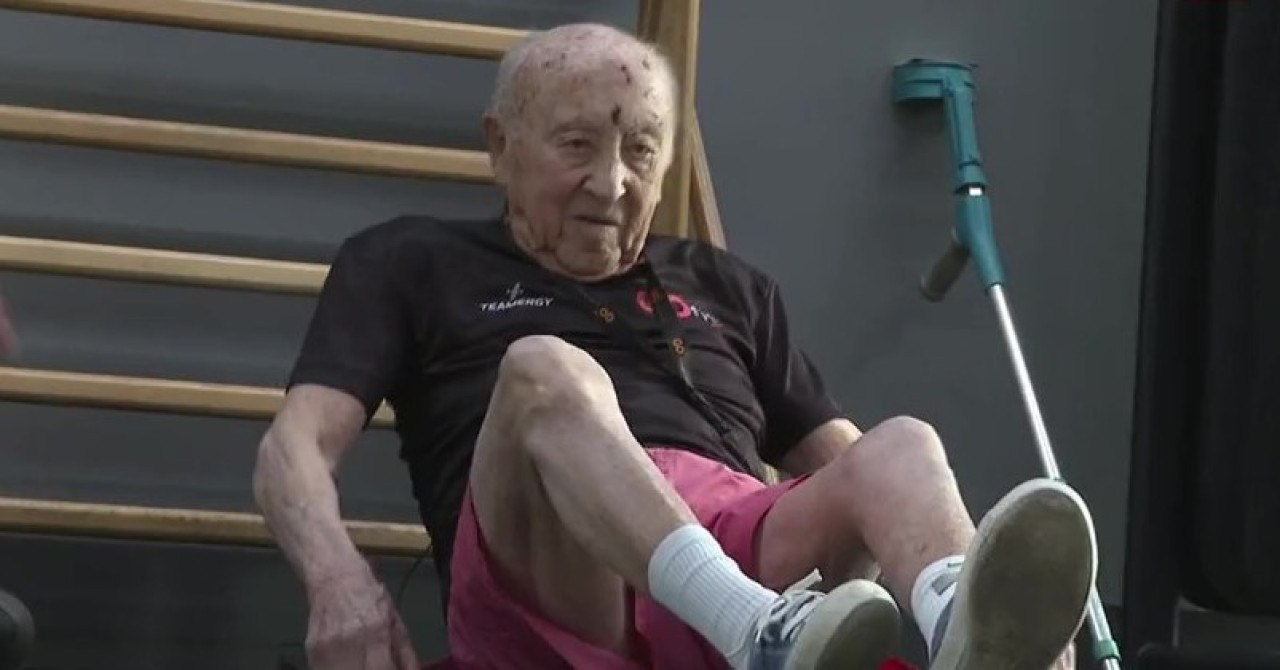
[755,590,823,645]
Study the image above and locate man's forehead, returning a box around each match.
[540,98,668,133]
[523,46,658,91]
[523,58,671,128]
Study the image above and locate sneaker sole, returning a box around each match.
[784,579,901,670]
[931,479,1098,670]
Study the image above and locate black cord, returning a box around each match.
[394,549,430,607]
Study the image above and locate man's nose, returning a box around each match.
[582,153,626,201]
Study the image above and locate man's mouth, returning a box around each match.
[577,215,622,227]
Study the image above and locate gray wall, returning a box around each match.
[0,0,1156,667]
[694,0,1155,599]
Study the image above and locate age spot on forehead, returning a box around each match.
[539,50,569,70]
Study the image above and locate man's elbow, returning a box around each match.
[253,424,310,509]
[252,419,339,507]
[252,428,283,509]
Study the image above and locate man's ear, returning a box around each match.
[483,114,509,184]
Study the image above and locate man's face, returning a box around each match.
[486,47,675,281]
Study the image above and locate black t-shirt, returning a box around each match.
[287,214,843,597]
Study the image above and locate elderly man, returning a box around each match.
[254,22,1095,670]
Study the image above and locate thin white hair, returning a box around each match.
[486,23,678,124]
[487,29,543,120]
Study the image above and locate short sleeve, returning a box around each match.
[751,279,844,464]
[287,230,414,420]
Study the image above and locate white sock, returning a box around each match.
[647,524,779,669]
[910,554,964,656]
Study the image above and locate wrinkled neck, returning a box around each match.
[501,210,633,282]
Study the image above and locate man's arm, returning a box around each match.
[747,276,849,471]
[253,384,368,588]
[256,224,411,581]
[257,382,420,667]
[256,223,421,666]
[778,418,863,477]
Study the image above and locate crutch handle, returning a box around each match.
[920,235,970,302]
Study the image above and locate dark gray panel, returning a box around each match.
[0,271,312,386]
[697,0,1156,601]
[0,139,502,255]
[0,533,445,669]
[0,401,412,521]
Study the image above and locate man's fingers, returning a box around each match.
[363,640,398,670]
[393,638,420,670]
[308,643,362,670]
[391,618,421,669]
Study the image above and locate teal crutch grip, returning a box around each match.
[895,58,1004,294]
[920,233,969,302]
[956,192,1005,290]
[892,59,988,191]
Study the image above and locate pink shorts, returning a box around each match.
[444,447,803,670]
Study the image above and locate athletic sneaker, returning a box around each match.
[748,579,901,670]
[929,478,1098,670]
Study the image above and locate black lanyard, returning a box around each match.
[546,261,735,441]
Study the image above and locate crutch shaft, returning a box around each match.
[990,286,1062,479]
[989,285,1122,668]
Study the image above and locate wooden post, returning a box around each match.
[689,113,727,248]
[639,0,698,241]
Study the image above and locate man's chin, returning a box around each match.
[555,249,627,282]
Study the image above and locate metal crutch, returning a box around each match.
[891,58,1122,670]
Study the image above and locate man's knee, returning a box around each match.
[842,415,950,479]
[471,336,612,527]
[495,335,614,413]
[481,335,619,462]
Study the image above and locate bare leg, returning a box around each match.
[758,416,1094,669]
[759,416,973,603]
[469,335,699,652]
[468,336,909,670]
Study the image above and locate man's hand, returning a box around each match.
[779,419,863,476]
[256,387,413,667]
[305,565,420,670]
